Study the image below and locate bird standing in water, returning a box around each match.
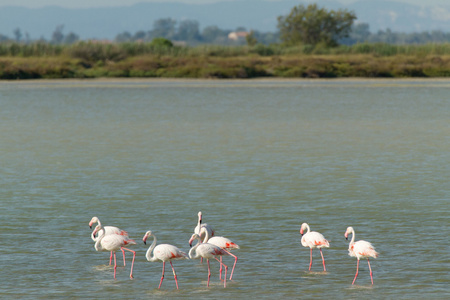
[89,216,128,266]
[345,226,379,285]
[142,230,189,289]
[189,233,229,288]
[93,224,136,279]
[300,222,330,272]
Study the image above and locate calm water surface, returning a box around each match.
[0,79,449,299]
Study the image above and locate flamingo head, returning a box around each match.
[189,233,200,247]
[344,226,354,240]
[198,211,202,223]
[300,223,308,235]
[89,216,99,229]
[142,231,152,245]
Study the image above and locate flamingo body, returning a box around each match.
[300,223,329,271]
[345,226,379,285]
[89,216,128,266]
[189,233,229,288]
[201,228,240,280]
[208,236,240,250]
[143,231,188,289]
[93,224,136,279]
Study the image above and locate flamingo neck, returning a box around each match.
[349,228,355,245]
[188,236,201,259]
[91,229,97,242]
[94,226,105,251]
[197,214,202,230]
[305,224,311,233]
[145,234,158,262]
[201,227,210,243]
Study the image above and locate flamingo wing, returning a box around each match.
[302,232,329,248]
[154,244,188,261]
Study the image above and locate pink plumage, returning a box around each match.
[189,233,229,288]
[93,224,137,279]
[201,227,240,280]
[143,230,188,289]
[89,216,128,266]
[345,226,379,285]
[300,223,330,272]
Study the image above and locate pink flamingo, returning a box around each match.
[200,227,240,280]
[194,211,215,263]
[345,226,379,285]
[188,233,229,288]
[142,230,189,289]
[300,223,330,272]
[93,224,136,279]
[89,216,128,266]
[194,211,215,243]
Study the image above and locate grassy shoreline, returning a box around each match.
[1,43,449,79]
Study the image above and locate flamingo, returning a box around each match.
[194,211,215,263]
[92,224,136,279]
[300,223,330,272]
[89,216,128,266]
[188,233,229,288]
[142,230,189,289]
[200,226,240,280]
[344,226,379,285]
[194,211,215,242]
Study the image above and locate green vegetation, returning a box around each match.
[0,41,449,79]
[277,4,356,47]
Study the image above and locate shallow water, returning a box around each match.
[0,79,449,299]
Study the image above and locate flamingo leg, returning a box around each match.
[122,247,136,279]
[207,259,211,287]
[122,248,126,266]
[309,248,313,271]
[223,249,238,280]
[170,261,179,289]
[109,251,113,265]
[214,257,228,288]
[352,259,360,285]
[113,252,117,279]
[159,261,165,289]
[319,249,326,272]
[367,259,374,285]
[219,256,223,280]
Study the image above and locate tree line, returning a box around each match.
[1,4,450,47]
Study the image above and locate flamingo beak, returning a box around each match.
[143,240,146,245]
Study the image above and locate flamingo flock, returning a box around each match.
[89,214,379,288]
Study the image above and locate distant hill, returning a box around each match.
[0,0,449,40]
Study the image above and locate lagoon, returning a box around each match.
[0,79,449,299]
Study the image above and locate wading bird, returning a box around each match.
[189,233,229,288]
[89,216,128,266]
[344,226,379,285]
[194,211,215,243]
[200,226,239,280]
[142,230,189,289]
[300,223,330,272]
[93,224,136,279]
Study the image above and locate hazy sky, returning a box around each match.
[0,0,448,9]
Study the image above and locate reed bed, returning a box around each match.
[0,41,449,79]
